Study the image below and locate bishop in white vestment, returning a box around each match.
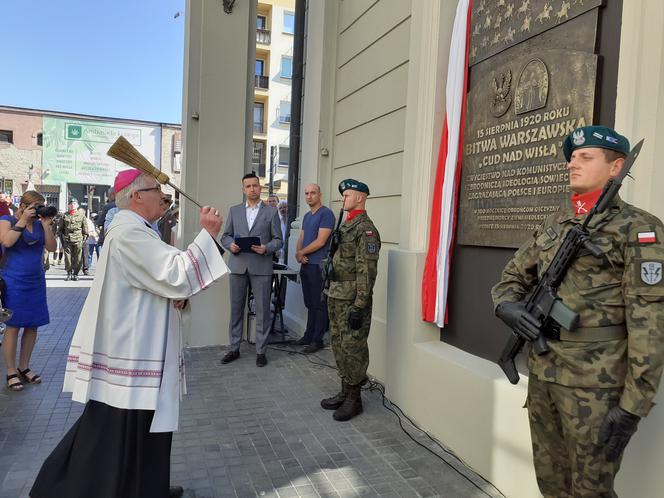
[31,170,228,498]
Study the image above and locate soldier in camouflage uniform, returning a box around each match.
[492,126,664,497]
[321,179,381,422]
[61,199,88,281]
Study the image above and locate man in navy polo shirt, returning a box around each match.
[295,184,336,353]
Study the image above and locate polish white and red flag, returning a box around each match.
[421,0,472,327]
[638,231,657,244]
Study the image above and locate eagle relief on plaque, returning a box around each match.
[456,0,604,248]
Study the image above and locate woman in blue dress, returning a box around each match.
[0,191,56,391]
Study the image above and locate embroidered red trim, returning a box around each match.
[74,361,162,378]
[186,248,206,289]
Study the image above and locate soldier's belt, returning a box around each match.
[545,324,627,342]
[330,272,357,282]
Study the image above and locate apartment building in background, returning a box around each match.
[252,0,295,198]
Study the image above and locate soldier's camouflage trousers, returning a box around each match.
[527,375,624,498]
[327,297,371,386]
[64,242,83,275]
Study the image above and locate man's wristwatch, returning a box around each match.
[11,225,25,232]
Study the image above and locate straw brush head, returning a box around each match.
[107,136,170,185]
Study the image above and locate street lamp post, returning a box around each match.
[269,146,276,195]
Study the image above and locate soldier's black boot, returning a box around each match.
[333,384,363,421]
[321,381,347,410]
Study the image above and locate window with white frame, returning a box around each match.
[280,56,292,79]
[172,134,182,173]
[283,11,295,34]
[279,101,291,124]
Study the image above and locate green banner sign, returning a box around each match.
[43,116,160,185]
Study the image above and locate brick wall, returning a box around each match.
[0,110,44,196]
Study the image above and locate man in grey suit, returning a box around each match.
[220,173,283,367]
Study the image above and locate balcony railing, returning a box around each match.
[253,122,265,134]
[254,75,269,89]
[256,29,271,45]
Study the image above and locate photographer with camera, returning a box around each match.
[0,191,56,391]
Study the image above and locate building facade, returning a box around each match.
[0,108,45,201]
[182,1,664,496]
[0,105,181,213]
[253,0,296,198]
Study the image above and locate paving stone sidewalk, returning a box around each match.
[0,265,503,498]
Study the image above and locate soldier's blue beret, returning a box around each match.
[338,179,370,195]
[562,125,630,162]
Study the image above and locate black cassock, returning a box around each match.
[31,400,172,498]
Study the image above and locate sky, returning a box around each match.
[2,0,186,124]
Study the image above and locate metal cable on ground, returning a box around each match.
[267,344,505,498]
[267,343,338,370]
[365,380,506,498]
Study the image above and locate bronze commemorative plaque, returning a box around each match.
[469,0,604,66]
[456,4,602,248]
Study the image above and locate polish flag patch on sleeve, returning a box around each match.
[638,231,657,244]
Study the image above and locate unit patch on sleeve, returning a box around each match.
[641,261,663,285]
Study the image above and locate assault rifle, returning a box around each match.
[322,207,345,296]
[498,139,644,384]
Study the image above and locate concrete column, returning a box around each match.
[399,0,449,251]
[180,0,256,346]
[613,3,664,495]
[614,1,664,222]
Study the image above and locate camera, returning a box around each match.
[34,204,58,218]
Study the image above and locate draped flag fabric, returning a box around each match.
[421,0,472,327]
